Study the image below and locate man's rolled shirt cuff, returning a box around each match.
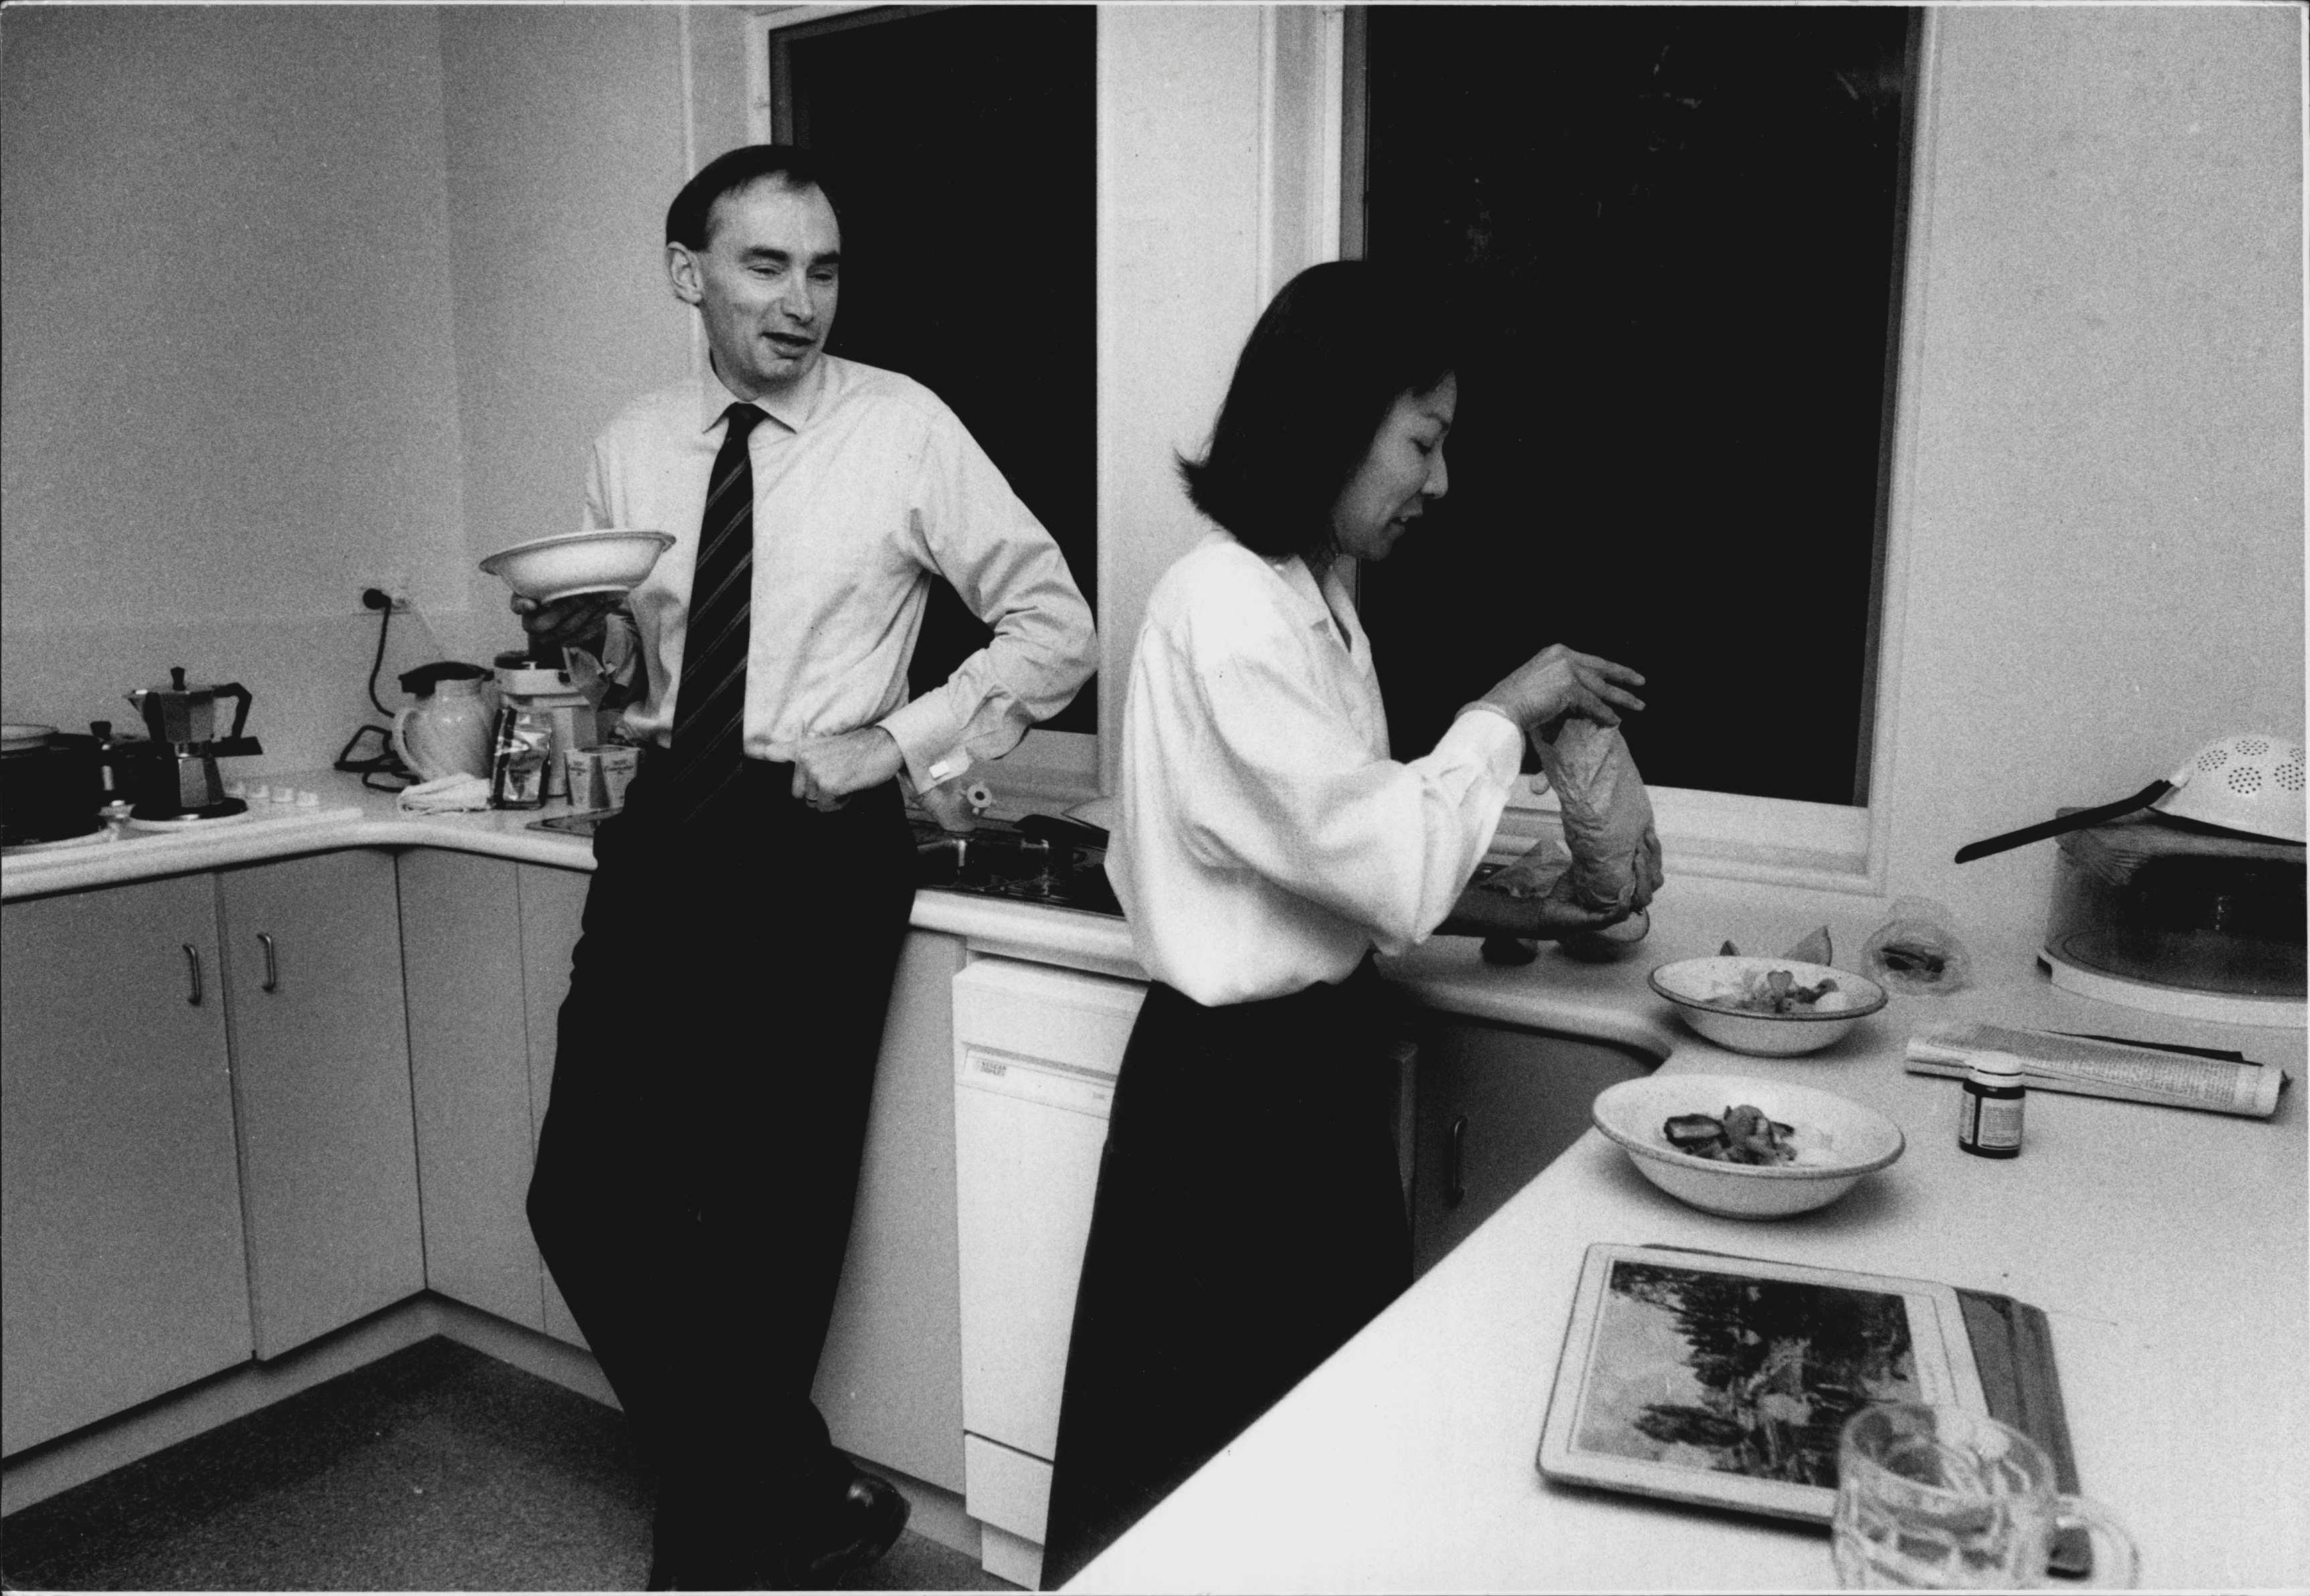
[880,692,974,791]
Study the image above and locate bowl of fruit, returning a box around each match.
[1591,1072,1906,1218]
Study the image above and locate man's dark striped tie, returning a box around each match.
[663,402,767,822]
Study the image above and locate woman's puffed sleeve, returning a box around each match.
[1166,606,1522,953]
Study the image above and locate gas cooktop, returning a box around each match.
[526,809,1122,916]
[912,817,1122,917]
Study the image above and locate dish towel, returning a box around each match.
[397,773,493,815]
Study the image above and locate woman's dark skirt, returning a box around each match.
[1037,963,1413,1589]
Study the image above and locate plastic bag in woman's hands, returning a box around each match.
[1535,720,1663,914]
[1861,896,1974,995]
[1483,835,1571,900]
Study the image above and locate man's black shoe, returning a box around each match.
[794,1469,911,1587]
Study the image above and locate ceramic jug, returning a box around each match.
[393,672,495,783]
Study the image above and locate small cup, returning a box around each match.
[1832,1403,2137,1589]
[562,746,607,811]
[594,745,641,810]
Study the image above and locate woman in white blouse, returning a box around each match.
[1040,261,1653,1587]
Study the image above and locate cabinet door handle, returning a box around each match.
[258,933,279,993]
[183,944,204,1006]
[1446,1115,1468,1209]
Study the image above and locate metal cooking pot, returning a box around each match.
[0,724,105,848]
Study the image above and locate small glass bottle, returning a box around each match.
[1957,1049,2025,1159]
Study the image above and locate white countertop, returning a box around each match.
[1068,890,2310,1592]
[0,767,1144,973]
[11,779,2305,1588]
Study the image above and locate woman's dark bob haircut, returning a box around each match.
[1180,259,1459,562]
[666,145,841,250]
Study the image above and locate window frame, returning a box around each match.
[743,3,1099,800]
[739,4,1932,888]
[1344,3,1934,896]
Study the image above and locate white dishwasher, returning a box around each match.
[951,956,1146,1589]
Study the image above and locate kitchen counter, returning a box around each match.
[1067,882,2310,1591]
[11,779,2305,1589]
[0,769,1143,975]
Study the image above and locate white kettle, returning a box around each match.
[392,663,496,783]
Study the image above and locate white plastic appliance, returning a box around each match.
[951,957,1145,1589]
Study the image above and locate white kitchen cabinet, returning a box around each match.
[216,851,424,1358]
[1,875,253,1455]
[516,858,974,1488]
[814,929,971,1495]
[516,862,595,1348]
[398,850,546,1330]
[1409,1016,1655,1277]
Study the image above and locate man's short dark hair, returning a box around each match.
[1179,259,1460,563]
[666,145,840,250]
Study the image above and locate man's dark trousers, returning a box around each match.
[527,759,917,1587]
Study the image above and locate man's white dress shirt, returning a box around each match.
[1108,535,1523,1008]
[584,357,1095,790]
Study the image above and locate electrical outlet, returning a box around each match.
[360,586,412,615]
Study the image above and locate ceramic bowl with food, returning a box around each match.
[1591,1072,1905,1218]
[479,529,676,603]
[1647,955,1888,1056]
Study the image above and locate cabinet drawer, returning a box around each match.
[964,1430,1053,1542]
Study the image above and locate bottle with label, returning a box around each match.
[488,652,593,807]
[1957,1049,2026,1159]
[487,703,554,809]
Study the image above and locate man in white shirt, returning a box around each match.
[521,145,1094,1591]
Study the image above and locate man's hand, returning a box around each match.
[790,726,903,811]
[510,592,622,654]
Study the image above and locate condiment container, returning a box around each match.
[1957,1048,2025,1158]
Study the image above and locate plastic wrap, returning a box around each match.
[1863,896,1974,995]
[1535,720,1662,914]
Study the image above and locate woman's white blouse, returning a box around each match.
[1107,536,1524,1007]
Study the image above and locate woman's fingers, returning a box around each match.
[1573,651,1646,689]
[1569,682,1622,727]
[1585,671,1646,716]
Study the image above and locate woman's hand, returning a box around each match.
[510,592,622,654]
[1483,645,1646,738]
[1440,870,1644,941]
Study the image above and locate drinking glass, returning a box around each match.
[1831,1402,2137,1589]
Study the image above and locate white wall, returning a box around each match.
[1880,3,2304,947]
[1095,5,1342,793]
[0,5,723,774]
[431,5,699,671]
[0,5,469,773]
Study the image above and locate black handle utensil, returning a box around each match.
[1952,780,2172,864]
[1018,813,1108,850]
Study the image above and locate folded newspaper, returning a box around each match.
[1906,1021,2287,1118]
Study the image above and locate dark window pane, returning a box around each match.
[1358,5,1916,805]
[779,5,1097,734]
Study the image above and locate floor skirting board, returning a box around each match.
[2,1297,445,1516]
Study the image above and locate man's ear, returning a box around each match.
[666,241,704,308]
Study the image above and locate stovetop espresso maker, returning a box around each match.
[121,667,263,820]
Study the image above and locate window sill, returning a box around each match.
[1490,781,1879,896]
[970,729,1101,817]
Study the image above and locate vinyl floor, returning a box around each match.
[0,1338,1016,1593]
